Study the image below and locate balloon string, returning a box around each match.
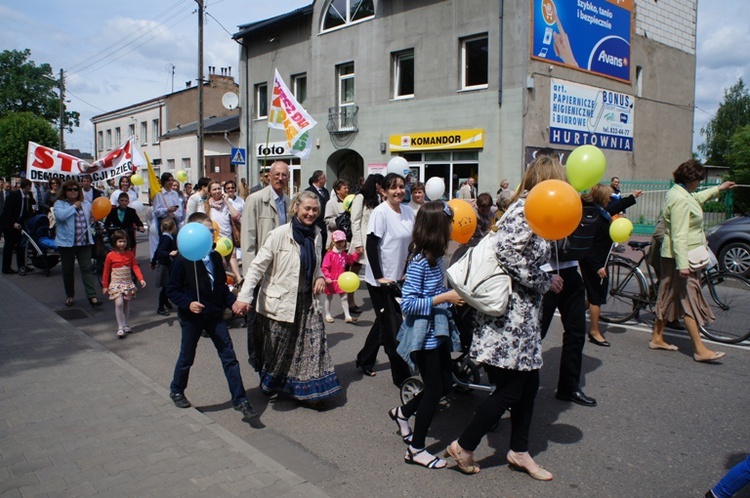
[194,260,201,304]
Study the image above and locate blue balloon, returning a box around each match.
[177,222,213,261]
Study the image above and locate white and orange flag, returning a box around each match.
[269,68,316,159]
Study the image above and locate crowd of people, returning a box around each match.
[0,152,743,492]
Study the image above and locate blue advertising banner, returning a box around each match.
[549,78,635,151]
[531,0,633,83]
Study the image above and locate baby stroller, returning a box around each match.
[19,214,60,276]
[399,304,495,405]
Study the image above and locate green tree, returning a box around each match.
[0,48,80,134]
[0,112,58,178]
[698,79,750,166]
[726,124,750,214]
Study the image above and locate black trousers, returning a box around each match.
[458,367,540,453]
[400,342,453,449]
[356,283,411,387]
[540,266,586,395]
[2,226,24,272]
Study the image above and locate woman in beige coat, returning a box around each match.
[234,191,340,407]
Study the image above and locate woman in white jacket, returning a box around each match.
[234,191,340,408]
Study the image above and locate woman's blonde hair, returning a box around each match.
[586,183,613,208]
[513,155,567,203]
[289,190,320,219]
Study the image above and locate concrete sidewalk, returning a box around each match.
[0,275,329,497]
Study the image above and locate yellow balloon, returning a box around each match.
[215,236,234,257]
[609,218,633,243]
[337,271,360,293]
[343,194,356,211]
[176,170,188,183]
[130,173,144,186]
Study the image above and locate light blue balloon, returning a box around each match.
[177,222,213,261]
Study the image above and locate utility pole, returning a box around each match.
[195,0,205,177]
[58,68,65,150]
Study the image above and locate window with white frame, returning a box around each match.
[181,158,191,170]
[321,0,374,32]
[461,34,489,90]
[292,73,307,106]
[105,130,112,150]
[128,123,135,140]
[255,83,268,119]
[97,131,103,151]
[167,159,175,170]
[152,119,160,143]
[392,50,414,99]
[336,62,356,131]
[114,127,121,146]
[140,121,148,144]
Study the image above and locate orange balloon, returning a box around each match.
[91,196,112,221]
[211,220,220,242]
[447,199,477,245]
[524,180,582,240]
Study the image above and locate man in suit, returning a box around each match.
[240,160,290,368]
[80,175,103,204]
[249,169,269,194]
[459,177,477,203]
[1,178,35,274]
[305,170,329,256]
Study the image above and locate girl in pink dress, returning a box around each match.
[321,230,359,323]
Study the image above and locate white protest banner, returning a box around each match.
[26,136,144,184]
[269,69,316,155]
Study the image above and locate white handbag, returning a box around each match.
[687,245,711,272]
[446,230,512,317]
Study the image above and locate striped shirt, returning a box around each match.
[400,255,449,350]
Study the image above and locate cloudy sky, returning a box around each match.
[1,0,747,158]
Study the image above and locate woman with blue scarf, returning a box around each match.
[234,191,340,408]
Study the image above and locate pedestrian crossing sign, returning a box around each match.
[230,148,246,165]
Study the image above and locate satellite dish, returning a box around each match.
[222,92,239,110]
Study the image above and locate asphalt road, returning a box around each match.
[8,234,750,498]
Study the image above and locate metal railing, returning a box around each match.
[327,106,359,134]
[617,179,733,235]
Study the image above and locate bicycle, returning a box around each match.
[600,240,750,344]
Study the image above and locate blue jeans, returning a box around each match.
[712,454,750,498]
[170,315,247,406]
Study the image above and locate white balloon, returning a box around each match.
[387,156,409,176]
[130,200,146,214]
[425,177,446,200]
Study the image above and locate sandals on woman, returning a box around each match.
[405,447,447,469]
[388,407,413,444]
[65,297,74,307]
[444,440,480,475]
[89,297,103,307]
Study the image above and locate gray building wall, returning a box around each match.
[237,0,696,194]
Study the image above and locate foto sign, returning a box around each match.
[531,0,633,83]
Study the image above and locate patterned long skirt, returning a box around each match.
[254,291,341,401]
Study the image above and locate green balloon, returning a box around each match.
[566,145,606,191]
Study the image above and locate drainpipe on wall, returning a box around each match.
[498,0,504,108]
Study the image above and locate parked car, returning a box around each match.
[706,216,750,277]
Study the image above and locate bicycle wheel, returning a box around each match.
[599,259,646,324]
[699,272,750,344]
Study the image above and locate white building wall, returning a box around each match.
[635,0,697,54]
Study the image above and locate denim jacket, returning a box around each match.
[53,199,94,247]
[396,308,460,370]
